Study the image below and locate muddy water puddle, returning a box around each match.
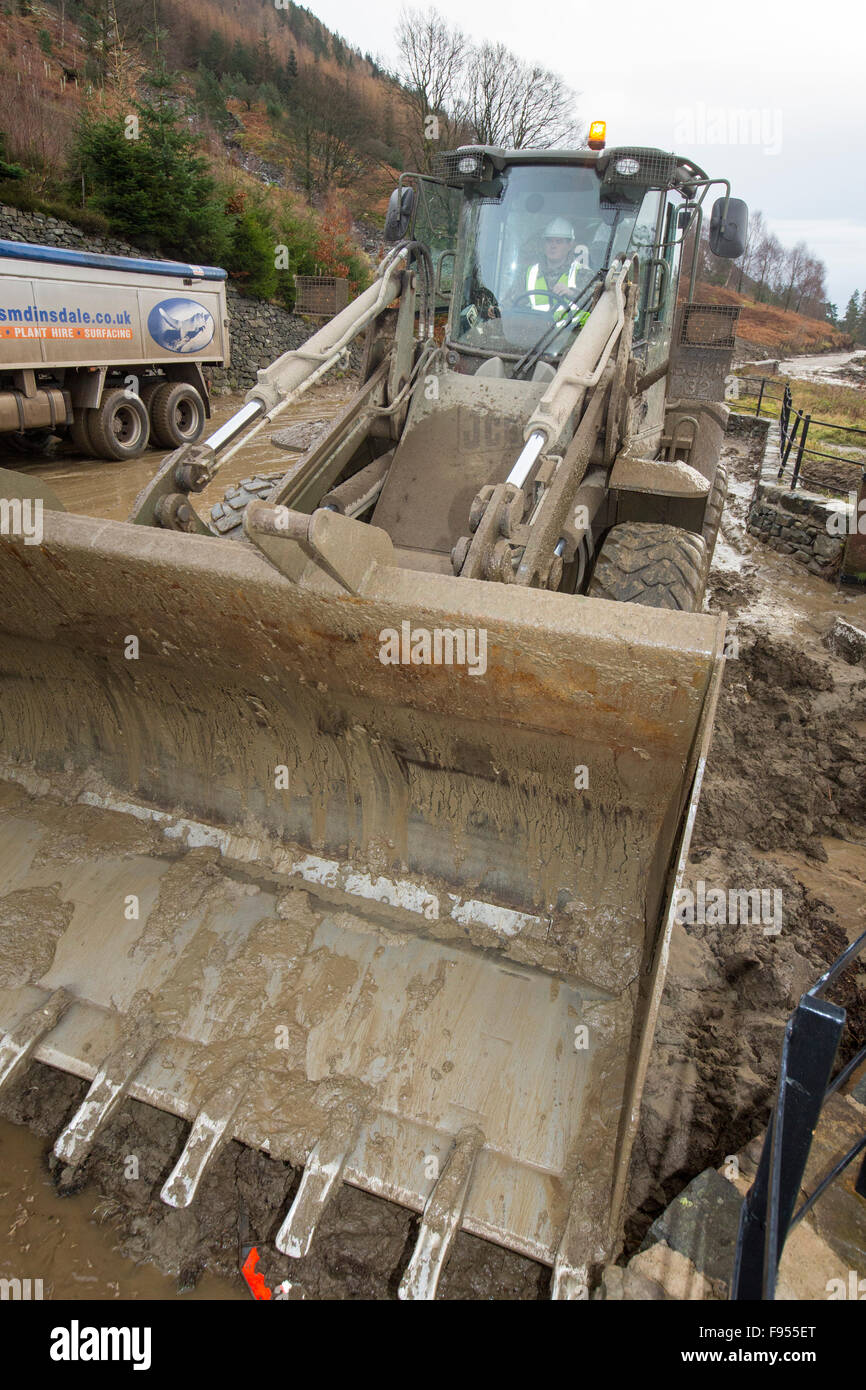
[0,1119,245,1300]
[0,383,352,523]
[709,435,866,641]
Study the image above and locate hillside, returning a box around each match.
[695,285,851,357]
[0,1,847,347]
[0,0,402,302]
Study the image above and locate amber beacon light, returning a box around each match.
[588,120,606,151]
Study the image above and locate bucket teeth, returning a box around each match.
[0,988,72,1093]
[551,1259,591,1301]
[551,1174,610,1299]
[160,1071,247,1209]
[53,1027,157,1170]
[398,1126,485,1301]
[275,1103,367,1259]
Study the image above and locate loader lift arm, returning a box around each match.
[127,242,429,532]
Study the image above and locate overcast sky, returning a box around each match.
[307,0,863,311]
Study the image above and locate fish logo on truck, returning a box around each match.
[147,297,215,353]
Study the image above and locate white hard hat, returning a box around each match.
[543,218,575,238]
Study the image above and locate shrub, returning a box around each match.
[75,97,230,263]
[228,203,278,299]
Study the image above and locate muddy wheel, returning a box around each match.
[137,377,163,409]
[702,462,728,565]
[149,381,206,450]
[588,522,707,611]
[68,409,95,456]
[88,389,150,460]
[210,473,285,537]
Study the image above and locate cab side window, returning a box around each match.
[629,190,662,345]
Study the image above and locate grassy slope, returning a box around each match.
[696,284,851,356]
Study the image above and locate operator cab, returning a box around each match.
[386,145,742,383]
[450,161,643,359]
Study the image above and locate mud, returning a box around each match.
[0,1114,243,1300]
[0,1061,546,1300]
[625,428,866,1249]
[1,417,865,1298]
[776,349,866,389]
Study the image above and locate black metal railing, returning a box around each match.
[730,927,866,1300]
[733,374,866,494]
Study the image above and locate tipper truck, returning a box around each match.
[0,238,228,458]
[0,138,747,1298]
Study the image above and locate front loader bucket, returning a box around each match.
[0,506,725,1296]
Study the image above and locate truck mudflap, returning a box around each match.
[0,509,725,1296]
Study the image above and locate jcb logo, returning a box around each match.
[0,1277,44,1300]
[457,409,523,454]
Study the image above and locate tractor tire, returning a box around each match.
[149,381,206,450]
[588,522,707,612]
[210,473,285,538]
[68,409,95,456]
[701,462,728,566]
[88,389,150,461]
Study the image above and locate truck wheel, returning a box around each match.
[88,389,150,460]
[210,473,284,537]
[588,522,707,611]
[701,463,728,565]
[138,378,163,409]
[69,409,95,456]
[149,382,206,449]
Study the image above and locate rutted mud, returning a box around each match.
[626,428,866,1248]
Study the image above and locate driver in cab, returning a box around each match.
[460,217,598,331]
[522,218,589,319]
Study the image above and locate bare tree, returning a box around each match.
[753,231,783,302]
[288,69,370,201]
[396,6,466,169]
[463,43,581,147]
[462,42,515,146]
[735,208,764,293]
[779,240,809,312]
[397,10,581,165]
[505,61,582,148]
[795,255,827,319]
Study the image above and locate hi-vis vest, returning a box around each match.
[526,251,588,317]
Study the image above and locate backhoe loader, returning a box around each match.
[0,141,747,1298]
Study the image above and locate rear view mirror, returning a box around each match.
[709,196,748,259]
[384,186,416,243]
